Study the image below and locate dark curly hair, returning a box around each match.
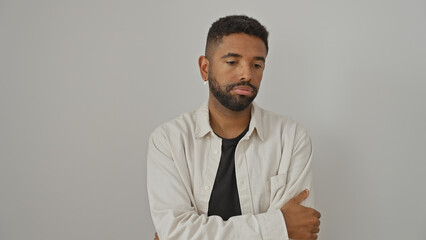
[205,15,269,58]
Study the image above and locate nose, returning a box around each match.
[239,62,253,82]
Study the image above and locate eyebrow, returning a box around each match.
[221,52,242,59]
[254,56,266,62]
[221,52,265,62]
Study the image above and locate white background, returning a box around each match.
[1,0,425,239]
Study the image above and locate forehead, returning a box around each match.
[213,33,267,58]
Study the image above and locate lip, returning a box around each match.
[231,86,253,96]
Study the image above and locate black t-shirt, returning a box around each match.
[207,125,249,221]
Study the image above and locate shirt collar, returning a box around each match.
[194,100,265,141]
[194,100,211,138]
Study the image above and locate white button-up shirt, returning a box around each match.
[147,101,314,240]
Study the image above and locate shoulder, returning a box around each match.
[149,110,197,144]
[255,104,309,137]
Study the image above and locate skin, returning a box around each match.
[282,190,321,240]
[199,33,266,139]
[154,33,321,240]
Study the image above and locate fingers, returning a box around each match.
[313,209,321,219]
[292,189,310,204]
[154,232,159,240]
[301,232,318,240]
[313,225,320,233]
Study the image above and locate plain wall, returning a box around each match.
[1,0,425,239]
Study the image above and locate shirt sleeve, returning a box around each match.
[147,128,287,240]
[267,126,315,238]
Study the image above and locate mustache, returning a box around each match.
[225,81,258,93]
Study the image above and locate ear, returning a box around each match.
[198,55,209,82]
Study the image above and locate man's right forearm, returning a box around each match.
[150,208,287,240]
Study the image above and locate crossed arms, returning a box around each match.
[147,127,321,240]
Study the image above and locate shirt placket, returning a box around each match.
[199,134,222,214]
[234,139,255,215]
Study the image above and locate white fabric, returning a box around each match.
[147,101,314,240]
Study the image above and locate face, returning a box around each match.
[204,33,267,111]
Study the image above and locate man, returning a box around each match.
[147,15,321,240]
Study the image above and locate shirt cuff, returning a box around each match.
[255,209,289,240]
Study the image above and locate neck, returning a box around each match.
[208,94,252,139]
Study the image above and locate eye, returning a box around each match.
[226,61,236,65]
[254,63,263,69]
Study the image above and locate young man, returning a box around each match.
[147,15,321,240]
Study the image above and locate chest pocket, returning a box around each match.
[264,174,288,210]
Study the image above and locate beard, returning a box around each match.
[208,72,259,112]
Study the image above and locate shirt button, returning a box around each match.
[204,186,210,191]
[213,150,219,155]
